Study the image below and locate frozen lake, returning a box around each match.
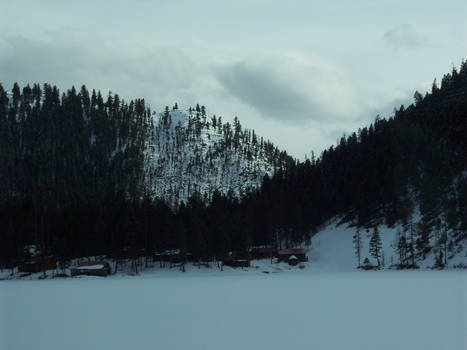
[1,270,465,350]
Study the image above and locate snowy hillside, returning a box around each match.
[310,218,467,270]
[144,107,290,205]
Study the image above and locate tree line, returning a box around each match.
[1,61,466,269]
[0,83,297,268]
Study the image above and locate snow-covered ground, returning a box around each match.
[2,220,466,350]
[1,269,465,350]
[310,220,467,270]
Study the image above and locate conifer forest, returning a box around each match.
[1,62,466,269]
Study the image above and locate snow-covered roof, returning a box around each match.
[78,261,109,268]
[289,255,298,260]
[155,249,181,256]
[76,265,105,270]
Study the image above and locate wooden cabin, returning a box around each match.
[277,248,307,263]
[154,249,186,263]
[18,260,41,273]
[18,256,57,273]
[250,247,277,260]
[223,258,250,268]
[40,256,57,271]
[71,261,111,277]
[223,251,251,268]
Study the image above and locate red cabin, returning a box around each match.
[250,247,278,260]
[277,248,308,262]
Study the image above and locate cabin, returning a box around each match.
[277,248,307,263]
[18,256,57,273]
[18,260,41,273]
[40,256,57,271]
[154,249,186,263]
[223,258,250,268]
[71,261,111,277]
[223,251,251,268]
[250,247,277,260]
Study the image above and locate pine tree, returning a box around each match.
[395,229,407,268]
[353,228,362,267]
[406,219,416,267]
[369,226,382,267]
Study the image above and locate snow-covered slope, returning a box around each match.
[310,218,467,270]
[144,108,287,205]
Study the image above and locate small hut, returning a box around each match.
[250,247,277,260]
[18,260,41,273]
[18,256,57,273]
[223,251,251,268]
[154,249,186,263]
[277,248,308,263]
[71,261,111,277]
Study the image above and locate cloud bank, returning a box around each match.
[0,35,198,105]
[215,53,363,124]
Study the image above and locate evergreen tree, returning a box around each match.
[369,226,382,267]
[395,229,407,268]
[353,228,362,267]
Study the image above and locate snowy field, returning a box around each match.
[1,270,465,350]
[2,221,466,350]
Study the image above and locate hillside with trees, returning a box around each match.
[0,83,293,268]
[260,61,467,268]
[0,61,466,270]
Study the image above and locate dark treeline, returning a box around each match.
[0,82,298,268]
[261,62,467,266]
[0,82,151,266]
[1,61,466,269]
[0,83,151,203]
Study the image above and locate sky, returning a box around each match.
[1,0,466,159]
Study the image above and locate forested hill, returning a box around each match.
[262,62,467,267]
[1,61,466,269]
[145,106,291,206]
[0,84,292,206]
[0,84,151,204]
[0,83,293,265]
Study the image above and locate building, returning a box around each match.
[223,251,251,268]
[71,261,111,277]
[250,247,277,260]
[154,249,186,263]
[277,248,307,263]
[18,256,57,273]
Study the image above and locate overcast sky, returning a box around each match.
[1,0,466,159]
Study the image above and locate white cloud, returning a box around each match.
[215,52,363,123]
[0,35,201,109]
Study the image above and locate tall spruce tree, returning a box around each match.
[369,226,382,267]
[353,228,362,268]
